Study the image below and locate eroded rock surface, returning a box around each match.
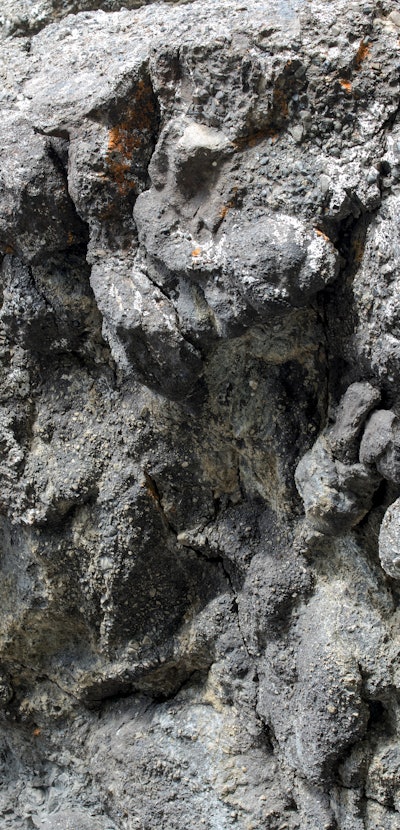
[1,0,400,828]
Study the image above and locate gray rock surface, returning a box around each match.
[379,497,400,579]
[0,0,400,828]
[360,409,400,483]
[329,381,381,464]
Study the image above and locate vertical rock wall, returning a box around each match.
[1,1,400,827]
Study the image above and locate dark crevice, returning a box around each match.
[319,199,375,264]
[143,470,178,537]
[376,94,400,137]
[261,721,278,754]
[34,487,100,529]
[33,125,70,141]
[93,668,205,714]
[319,201,381,405]
[218,556,251,660]
[47,139,90,245]
[369,478,393,513]
[366,698,387,731]
[310,295,331,431]
[138,257,209,369]
[86,681,138,711]
[360,791,399,813]
[46,140,70,190]
[89,663,211,710]
[151,669,204,704]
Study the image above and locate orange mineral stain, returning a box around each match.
[315,228,330,242]
[106,117,138,197]
[105,78,158,197]
[354,38,371,69]
[339,78,352,93]
[219,187,239,221]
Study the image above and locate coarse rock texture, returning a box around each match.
[1,0,400,828]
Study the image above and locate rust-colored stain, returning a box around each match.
[315,228,331,242]
[143,470,160,505]
[354,38,371,69]
[219,187,239,221]
[106,120,138,196]
[339,78,352,92]
[219,204,230,220]
[191,247,202,257]
[106,78,157,197]
[67,231,74,245]
[3,244,14,255]
[98,202,118,222]
[33,728,41,737]
[143,470,172,529]
[234,127,278,150]
[267,59,298,132]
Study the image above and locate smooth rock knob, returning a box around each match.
[379,497,400,579]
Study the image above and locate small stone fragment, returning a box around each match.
[328,381,381,463]
[389,10,400,28]
[379,497,400,579]
[360,409,400,483]
[295,435,379,534]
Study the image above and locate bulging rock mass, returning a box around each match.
[0,0,400,828]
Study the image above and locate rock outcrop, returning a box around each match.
[1,1,400,828]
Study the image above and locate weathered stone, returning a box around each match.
[0,118,87,262]
[360,409,400,483]
[295,434,379,534]
[379,497,400,580]
[0,0,400,828]
[329,381,381,463]
[366,742,400,811]
[351,189,400,389]
[39,810,118,830]
[89,255,203,398]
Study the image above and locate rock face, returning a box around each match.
[0,0,400,828]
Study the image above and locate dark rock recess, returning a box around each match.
[1,0,400,827]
